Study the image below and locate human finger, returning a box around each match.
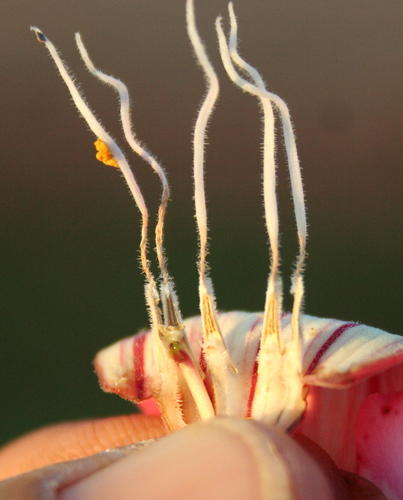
[0,414,167,480]
[60,418,342,500]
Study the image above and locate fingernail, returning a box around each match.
[59,418,335,500]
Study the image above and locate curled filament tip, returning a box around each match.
[31,26,47,43]
[72,29,214,424]
[75,32,172,291]
[30,27,157,294]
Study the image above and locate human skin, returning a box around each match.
[0,415,384,500]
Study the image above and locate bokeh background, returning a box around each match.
[1,0,401,446]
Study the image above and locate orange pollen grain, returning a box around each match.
[94,138,119,168]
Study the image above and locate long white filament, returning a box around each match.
[217,5,308,425]
[186,0,242,416]
[185,0,219,286]
[226,5,277,270]
[227,4,307,324]
[216,17,282,353]
[74,31,215,422]
[226,5,307,274]
[32,26,210,428]
[30,27,157,294]
[75,33,171,288]
[216,6,308,353]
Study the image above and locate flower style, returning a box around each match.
[33,0,402,497]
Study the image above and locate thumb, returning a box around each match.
[2,417,375,500]
[60,418,338,500]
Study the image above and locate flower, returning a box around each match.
[96,312,403,498]
[33,0,402,497]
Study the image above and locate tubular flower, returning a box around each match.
[33,0,402,497]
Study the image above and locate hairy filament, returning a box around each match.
[30,27,157,296]
[216,6,308,425]
[228,2,307,354]
[185,0,219,285]
[216,7,307,357]
[216,15,283,353]
[75,33,171,290]
[74,32,214,422]
[31,27,191,428]
[186,0,241,416]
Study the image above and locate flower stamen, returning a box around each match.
[75,33,172,293]
[30,27,156,294]
[228,3,307,358]
[75,31,215,423]
[217,12,283,349]
[32,25,214,427]
[216,4,307,427]
[186,0,241,416]
[31,26,185,427]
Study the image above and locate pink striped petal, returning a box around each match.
[296,317,403,472]
[94,311,262,414]
[95,311,403,476]
[355,391,403,500]
[296,363,403,472]
[301,319,403,387]
[94,330,157,403]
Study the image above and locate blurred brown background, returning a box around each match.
[1,0,402,445]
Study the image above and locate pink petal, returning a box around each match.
[356,391,403,500]
[137,399,161,416]
[296,317,403,473]
[296,363,403,472]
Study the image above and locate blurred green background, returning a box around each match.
[1,0,401,446]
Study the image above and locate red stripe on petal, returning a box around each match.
[199,350,215,409]
[305,322,358,375]
[133,333,147,401]
[246,360,258,418]
[242,316,261,418]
